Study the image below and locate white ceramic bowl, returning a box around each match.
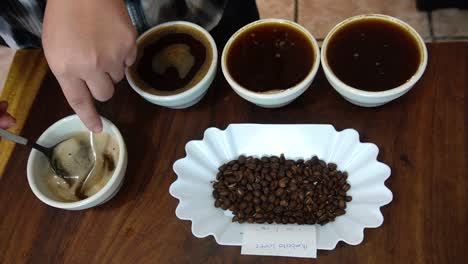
[27,115,127,210]
[221,19,321,108]
[169,124,393,249]
[321,14,428,107]
[126,21,218,109]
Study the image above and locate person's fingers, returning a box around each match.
[85,72,115,102]
[124,43,137,67]
[0,101,16,129]
[0,101,8,113]
[57,76,102,132]
[0,115,15,129]
[107,67,125,84]
[109,42,136,83]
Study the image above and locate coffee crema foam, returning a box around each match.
[44,132,119,202]
[128,24,213,96]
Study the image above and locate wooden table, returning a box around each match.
[0,42,466,263]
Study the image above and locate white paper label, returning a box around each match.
[241,224,317,258]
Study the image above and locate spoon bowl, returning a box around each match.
[0,128,96,182]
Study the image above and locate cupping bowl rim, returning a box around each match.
[125,21,218,102]
[321,14,428,98]
[221,19,321,100]
[26,114,127,209]
[169,124,393,249]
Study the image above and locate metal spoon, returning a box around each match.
[0,128,95,180]
[73,132,97,198]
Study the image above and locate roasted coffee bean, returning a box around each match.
[278,177,289,188]
[236,188,245,197]
[289,183,298,191]
[342,184,351,191]
[253,197,261,204]
[342,171,348,179]
[270,180,278,190]
[338,199,346,209]
[268,194,276,203]
[335,209,346,216]
[253,183,261,190]
[238,155,246,164]
[247,163,256,170]
[275,188,284,196]
[253,190,261,197]
[247,173,255,183]
[289,200,297,208]
[212,154,352,225]
[318,160,326,168]
[223,170,233,176]
[239,201,248,210]
[274,207,282,214]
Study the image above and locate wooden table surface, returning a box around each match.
[0,42,466,263]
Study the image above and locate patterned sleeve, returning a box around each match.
[139,0,227,32]
[1,0,227,49]
[0,0,46,49]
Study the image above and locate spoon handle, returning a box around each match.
[0,128,28,145]
[0,128,52,158]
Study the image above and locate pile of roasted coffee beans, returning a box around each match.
[212,154,352,225]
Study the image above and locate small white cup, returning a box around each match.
[27,115,127,210]
[126,21,218,109]
[221,19,320,108]
[321,14,428,107]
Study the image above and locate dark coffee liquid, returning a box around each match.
[227,22,315,92]
[136,33,207,91]
[326,18,421,91]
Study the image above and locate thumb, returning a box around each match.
[0,101,16,129]
[0,116,16,129]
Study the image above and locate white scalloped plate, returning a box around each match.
[169,124,392,250]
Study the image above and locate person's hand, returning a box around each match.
[0,101,15,129]
[42,0,137,132]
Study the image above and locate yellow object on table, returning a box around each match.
[0,49,48,178]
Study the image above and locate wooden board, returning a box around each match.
[0,49,48,177]
[0,43,466,263]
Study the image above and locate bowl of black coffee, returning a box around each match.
[321,14,428,107]
[126,21,217,108]
[221,19,320,108]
